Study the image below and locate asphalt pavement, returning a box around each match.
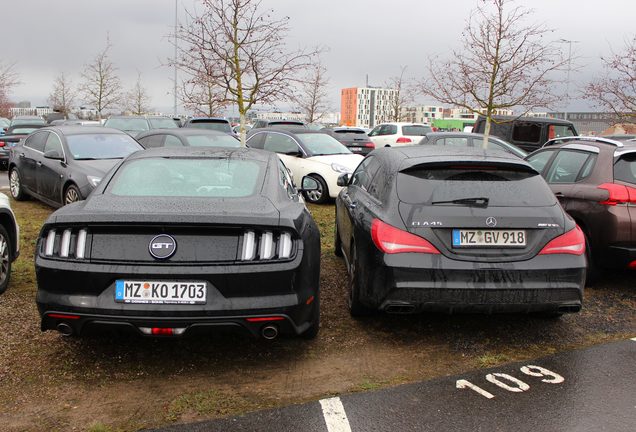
[150,338,636,432]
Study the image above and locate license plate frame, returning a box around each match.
[452,229,527,248]
[115,280,207,305]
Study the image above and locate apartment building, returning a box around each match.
[341,87,397,128]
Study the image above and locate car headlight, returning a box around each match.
[331,163,351,174]
[87,176,102,187]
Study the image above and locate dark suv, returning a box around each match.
[525,136,636,276]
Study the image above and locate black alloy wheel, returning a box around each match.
[0,225,12,294]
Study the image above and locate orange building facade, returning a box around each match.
[340,88,358,126]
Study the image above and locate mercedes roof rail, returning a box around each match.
[542,136,624,148]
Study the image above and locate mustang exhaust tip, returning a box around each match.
[56,322,74,337]
[261,325,279,340]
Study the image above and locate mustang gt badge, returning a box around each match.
[149,234,177,259]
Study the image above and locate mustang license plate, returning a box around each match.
[115,280,207,304]
[452,229,526,247]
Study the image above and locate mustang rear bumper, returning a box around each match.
[36,253,319,337]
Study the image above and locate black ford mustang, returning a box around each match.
[335,146,586,316]
[36,147,321,339]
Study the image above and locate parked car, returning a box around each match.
[525,136,636,279]
[247,128,364,203]
[367,122,433,147]
[334,146,586,316]
[473,115,578,153]
[0,117,10,134]
[35,146,321,339]
[136,129,240,149]
[8,126,143,207]
[182,117,234,135]
[322,127,376,155]
[247,119,307,137]
[0,124,46,170]
[0,192,19,295]
[10,115,46,127]
[103,115,178,137]
[418,132,527,158]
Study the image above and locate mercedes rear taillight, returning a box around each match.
[371,219,440,254]
[597,183,636,205]
[538,226,585,255]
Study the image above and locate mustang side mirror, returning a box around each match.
[43,150,63,160]
[337,173,350,187]
[300,176,319,191]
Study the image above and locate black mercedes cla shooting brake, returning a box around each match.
[36,147,321,339]
[334,147,586,317]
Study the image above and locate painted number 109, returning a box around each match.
[456,365,564,399]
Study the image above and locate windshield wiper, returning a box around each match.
[431,197,490,208]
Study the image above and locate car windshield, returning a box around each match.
[105,118,149,132]
[297,133,351,156]
[403,125,432,136]
[148,118,179,129]
[66,134,142,160]
[108,157,263,198]
[185,134,240,147]
[187,121,232,133]
[397,165,556,207]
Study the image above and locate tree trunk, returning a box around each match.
[482,116,491,149]
[239,111,247,147]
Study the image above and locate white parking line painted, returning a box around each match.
[630,337,636,342]
[320,397,352,432]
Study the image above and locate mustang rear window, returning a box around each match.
[107,157,263,198]
[397,166,556,207]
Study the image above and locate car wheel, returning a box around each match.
[304,175,329,204]
[348,242,373,317]
[301,295,320,340]
[0,225,12,295]
[334,219,343,257]
[9,168,27,201]
[63,184,82,205]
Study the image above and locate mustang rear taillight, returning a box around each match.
[241,231,293,261]
[396,137,412,144]
[371,219,440,254]
[538,226,585,255]
[43,228,88,259]
[598,182,636,205]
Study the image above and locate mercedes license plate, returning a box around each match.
[452,229,526,247]
[115,280,207,304]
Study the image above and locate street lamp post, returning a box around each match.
[173,0,178,117]
[558,38,580,121]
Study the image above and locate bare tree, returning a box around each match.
[0,62,19,118]
[125,72,152,115]
[293,60,330,123]
[419,0,567,146]
[79,38,122,120]
[48,73,76,117]
[385,66,412,122]
[179,72,227,117]
[585,36,636,124]
[174,0,318,144]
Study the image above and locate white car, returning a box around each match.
[0,192,19,294]
[367,122,433,147]
[246,129,363,203]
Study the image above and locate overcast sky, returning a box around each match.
[3,0,635,115]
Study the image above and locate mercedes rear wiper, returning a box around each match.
[431,197,490,208]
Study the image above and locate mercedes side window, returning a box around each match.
[366,164,386,200]
[526,150,556,174]
[350,156,380,191]
[24,131,48,152]
[512,122,541,143]
[545,150,594,184]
